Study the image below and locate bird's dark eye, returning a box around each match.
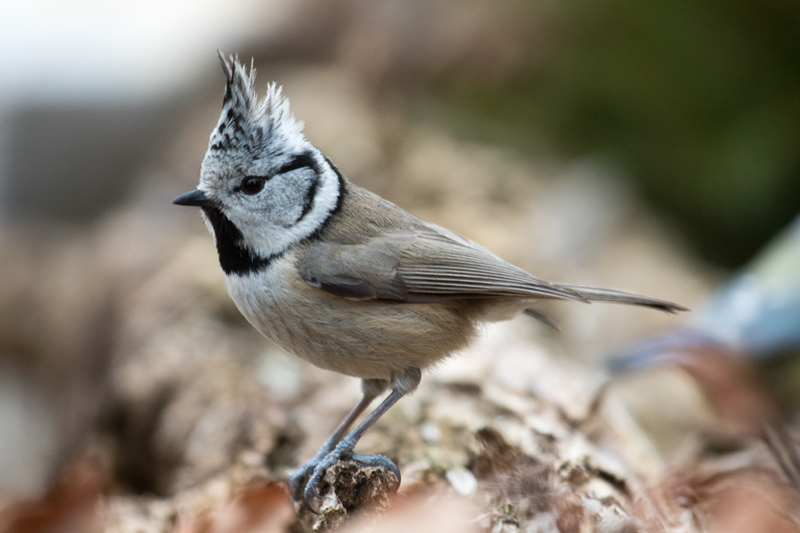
[241,176,265,195]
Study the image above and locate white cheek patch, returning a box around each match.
[265,174,312,227]
[235,164,341,261]
[298,167,340,231]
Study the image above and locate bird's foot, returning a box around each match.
[302,440,400,513]
[288,434,341,502]
[287,460,319,503]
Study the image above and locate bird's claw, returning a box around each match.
[288,463,314,503]
[298,442,401,512]
[303,442,352,511]
[304,482,323,514]
[288,438,339,505]
[350,452,401,485]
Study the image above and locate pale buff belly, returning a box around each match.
[225,260,479,380]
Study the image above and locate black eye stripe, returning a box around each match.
[276,152,317,175]
[235,152,319,194]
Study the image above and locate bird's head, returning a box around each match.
[174,53,342,275]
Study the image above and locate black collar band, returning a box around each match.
[202,205,281,276]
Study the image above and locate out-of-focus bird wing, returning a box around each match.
[690,213,800,356]
[608,212,800,373]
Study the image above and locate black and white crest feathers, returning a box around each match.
[209,52,305,155]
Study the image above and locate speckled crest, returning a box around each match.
[207,53,306,165]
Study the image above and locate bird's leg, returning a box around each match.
[304,367,421,510]
[288,378,388,501]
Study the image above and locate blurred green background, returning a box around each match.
[427,0,800,267]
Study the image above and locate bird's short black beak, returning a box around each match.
[172,189,210,207]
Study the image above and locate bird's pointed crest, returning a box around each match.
[208,52,304,155]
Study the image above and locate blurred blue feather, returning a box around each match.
[610,213,800,370]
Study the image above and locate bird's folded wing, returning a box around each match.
[295,229,587,303]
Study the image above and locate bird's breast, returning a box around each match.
[223,254,478,380]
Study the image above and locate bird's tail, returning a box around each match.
[551,282,689,314]
[523,284,687,331]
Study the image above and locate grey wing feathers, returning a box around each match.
[552,282,689,313]
[297,225,686,314]
[396,238,588,301]
[297,229,588,303]
[418,220,504,259]
[296,239,407,301]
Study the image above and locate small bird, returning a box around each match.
[173,53,686,510]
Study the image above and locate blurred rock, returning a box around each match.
[341,494,480,533]
[0,457,107,533]
[172,483,293,533]
[297,462,399,532]
[0,365,58,498]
